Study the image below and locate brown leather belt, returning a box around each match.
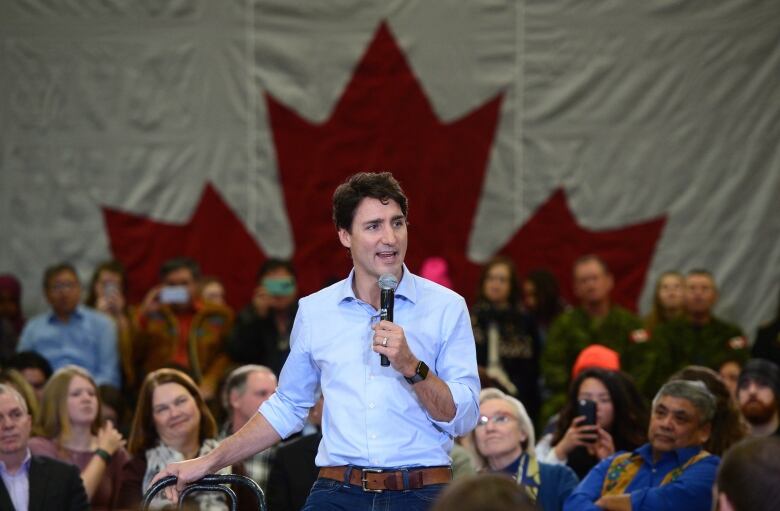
[318,465,452,492]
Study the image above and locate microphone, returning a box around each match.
[377,273,398,367]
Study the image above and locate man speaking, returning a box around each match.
[153,172,480,510]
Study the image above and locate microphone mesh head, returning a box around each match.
[378,273,399,290]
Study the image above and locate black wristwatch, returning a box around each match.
[404,360,429,385]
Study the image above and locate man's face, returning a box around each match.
[573,260,613,306]
[45,269,81,317]
[648,395,710,454]
[338,197,408,283]
[230,371,277,427]
[20,368,47,403]
[163,267,196,310]
[0,393,31,457]
[737,378,778,427]
[260,267,297,311]
[685,274,717,316]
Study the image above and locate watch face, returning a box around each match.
[418,361,429,380]
[406,361,429,384]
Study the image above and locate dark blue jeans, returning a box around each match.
[302,477,446,511]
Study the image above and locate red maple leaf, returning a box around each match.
[267,22,503,296]
[102,183,265,310]
[499,189,667,311]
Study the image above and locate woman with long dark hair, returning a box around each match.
[535,368,648,479]
[472,256,542,422]
[85,260,137,390]
[521,269,566,345]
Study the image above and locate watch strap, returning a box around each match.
[94,448,112,464]
[405,360,429,385]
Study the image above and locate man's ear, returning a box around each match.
[337,228,351,249]
[228,389,241,409]
[698,422,712,444]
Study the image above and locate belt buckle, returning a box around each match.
[361,468,385,493]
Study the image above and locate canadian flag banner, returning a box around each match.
[1,1,778,335]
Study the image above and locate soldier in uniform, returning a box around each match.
[752,288,780,367]
[646,270,748,394]
[541,255,649,421]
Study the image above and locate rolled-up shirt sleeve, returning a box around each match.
[425,297,480,437]
[259,303,320,439]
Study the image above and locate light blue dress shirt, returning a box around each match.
[0,449,31,511]
[18,305,120,387]
[260,266,480,468]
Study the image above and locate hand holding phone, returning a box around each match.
[576,399,598,443]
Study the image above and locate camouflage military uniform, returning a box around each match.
[541,306,648,420]
[646,316,748,393]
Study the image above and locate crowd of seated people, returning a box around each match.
[0,252,778,510]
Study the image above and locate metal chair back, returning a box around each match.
[141,474,267,511]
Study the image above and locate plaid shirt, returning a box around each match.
[220,422,276,492]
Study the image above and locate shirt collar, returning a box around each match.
[47,305,85,323]
[0,448,32,476]
[338,265,418,305]
[637,443,703,466]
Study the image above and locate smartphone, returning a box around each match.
[577,399,598,443]
[159,286,189,304]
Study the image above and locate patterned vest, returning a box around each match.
[601,450,711,496]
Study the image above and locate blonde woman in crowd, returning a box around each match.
[30,365,128,510]
[643,271,685,332]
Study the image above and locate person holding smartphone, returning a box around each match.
[85,260,136,391]
[134,258,233,401]
[536,368,648,479]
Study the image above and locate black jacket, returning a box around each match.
[0,455,88,511]
[266,432,321,511]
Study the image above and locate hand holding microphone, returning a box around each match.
[377,273,397,366]
[373,273,419,377]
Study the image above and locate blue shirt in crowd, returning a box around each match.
[18,305,120,387]
[260,265,480,468]
[564,444,720,511]
[0,449,31,511]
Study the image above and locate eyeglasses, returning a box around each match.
[476,414,516,427]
